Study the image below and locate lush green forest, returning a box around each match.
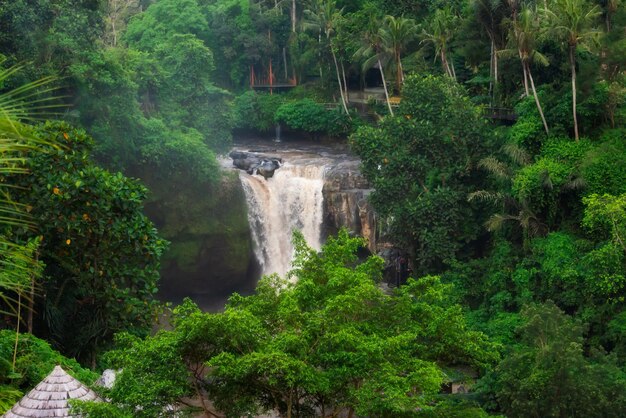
[1,0,625,416]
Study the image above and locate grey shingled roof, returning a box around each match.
[2,365,101,418]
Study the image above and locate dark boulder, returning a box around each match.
[229,151,282,179]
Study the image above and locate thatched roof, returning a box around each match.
[2,365,101,418]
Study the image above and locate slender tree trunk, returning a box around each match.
[283,47,288,79]
[291,0,296,32]
[521,53,530,96]
[341,61,349,101]
[441,50,452,78]
[318,32,323,79]
[395,51,402,93]
[331,47,350,115]
[494,42,498,87]
[27,279,34,334]
[489,40,494,102]
[111,19,117,47]
[287,390,292,418]
[569,44,579,141]
[450,58,457,81]
[526,62,549,134]
[379,59,394,116]
[12,293,21,372]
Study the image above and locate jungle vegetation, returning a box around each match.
[0,0,625,416]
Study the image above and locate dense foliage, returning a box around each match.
[83,231,497,417]
[0,0,625,417]
[352,74,491,273]
[6,122,167,363]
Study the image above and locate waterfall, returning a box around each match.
[274,124,282,142]
[239,162,326,278]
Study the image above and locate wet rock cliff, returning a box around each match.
[322,160,378,253]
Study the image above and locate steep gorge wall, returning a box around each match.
[138,166,255,311]
[322,160,378,253]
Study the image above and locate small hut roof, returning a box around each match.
[2,365,101,418]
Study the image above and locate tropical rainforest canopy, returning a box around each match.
[0,0,625,416]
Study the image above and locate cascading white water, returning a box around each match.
[239,162,326,278]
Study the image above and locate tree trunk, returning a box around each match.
[286,390,292,418]
[341,61,349,101]
[569,45,579,141]
[283,47,288,79]
[291,0,296,32]
[450,58,457,81]
[111,19,117,47]
[489,40,494,103]
[441,50,452,78]
[379,59,394,116]
[521,53,530,96]
[12,293,21,372]
[331,46,350,115]
[27,278,34,334]
[494,41,498,87]
[526,62,549,134]
[396,51,402,93]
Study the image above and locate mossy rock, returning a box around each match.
[134,164,255,310]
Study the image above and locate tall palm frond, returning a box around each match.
[0,60,58,317]
[502,142,531,165]
[478,156,511,180]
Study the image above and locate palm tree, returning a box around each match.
[501,5,550,134]
[600,0,622,32]
[378,15,417,94]
[0,60,57,318]
[473,0,508,103]
[420,8,458,80]
[542,0,601,141]
[303,0,350,114]
[354,20,395,116]
[468,144,547,245]
[470,142,585,245]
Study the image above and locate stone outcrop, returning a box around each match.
[322,160,404,284]
[322,160,378,253]
[229,151,282,179]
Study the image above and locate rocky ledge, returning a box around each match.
[229,151,282,179]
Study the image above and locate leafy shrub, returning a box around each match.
[275,99,329,133]
[512,157,572,219]
[232,91,286,132]
[540,137,592,165]
[0,330,98,395]
[508,115,544,152]
[581,129,626,195]
[139,118,219,183]
[275,99,356,137]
